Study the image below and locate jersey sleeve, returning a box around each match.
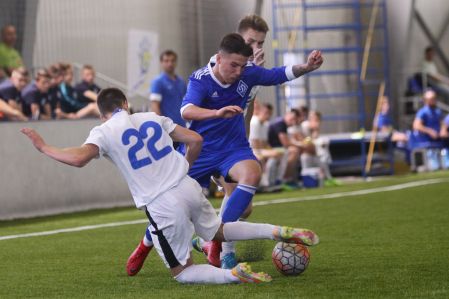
[159,115,177,134]
[84,126,108,158]
[22,90,39,105]
[150,78,163,102]
[180,77,207,115]
[249,65,294,86]
[415,109,426,122]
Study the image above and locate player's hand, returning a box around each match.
[21,128,46,152]
[306,50,323,72]
[428,129,439,139]
[253,48,265,66]
[215,106,243,119]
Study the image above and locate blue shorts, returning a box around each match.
[188,147,257,188]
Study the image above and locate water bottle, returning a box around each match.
[440,149,449,170]
[426,149,440,171]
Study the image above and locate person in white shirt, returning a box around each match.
[21,87,319,284]
[249,103,283,187]
[422,46,449,99]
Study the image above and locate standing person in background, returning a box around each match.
[422,46,449,100]
[149,50,187,128]
[75,65,101,103]
[0,25,23,81]
[0,67,28,121]
[21,69,52,120]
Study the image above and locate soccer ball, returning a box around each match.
[272,242,310,276]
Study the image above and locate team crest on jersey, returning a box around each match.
[237,80,248,97]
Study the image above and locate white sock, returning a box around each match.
[219,194,236,257]
[175,264,239,284]
[223,222,276,241]
[221,241,236,258]
[143,234,153,247]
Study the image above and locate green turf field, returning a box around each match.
[1,171,449,298]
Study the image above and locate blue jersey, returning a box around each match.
[181,62,294,153]
[150,73,187,127]
[415,105,443,141]
[377,112,392,129]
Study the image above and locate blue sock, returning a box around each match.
[143,226,153,247]
[221,184,257,223]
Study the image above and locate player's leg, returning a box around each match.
[126,226,154,276]
[189,178,319,248]
[150,177,270,284]
[217,178,253,269]
[221,159,261,223]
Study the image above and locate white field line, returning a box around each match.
[1,177,448,241]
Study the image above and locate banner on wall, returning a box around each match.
[127,29,159,98]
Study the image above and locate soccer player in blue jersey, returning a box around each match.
[127,33,323,274]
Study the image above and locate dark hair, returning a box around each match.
[262,103,273,111]
[48,64,62,77]
[35,68,51,81]
[310,110,322,120]
[425,46,434,54]
[82,64,95,71]
[219,33,253,57]
[97,88,127,116]
[238,14,269,34]
[160,49,177,61]
[59,62,72,74]
[290,108,300,117]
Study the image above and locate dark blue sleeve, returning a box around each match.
[181,77,207,108]
[248,65,290,86]
[0,86,16,101]
[22,90,39,105]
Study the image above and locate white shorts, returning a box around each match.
[144,175,221,268]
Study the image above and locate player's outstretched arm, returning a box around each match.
[292,50,324,78]
[182,104,243,121]
[169,125,203,168]
[21,128,99,167]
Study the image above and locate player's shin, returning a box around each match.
[223,222,276,241]
[221,184,257,223]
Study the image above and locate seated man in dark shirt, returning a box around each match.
[0,67,28,121]
[56,63,99,119]
[75,64,100,103]
[47,63,64,117]
[268,109,314,186]
[21,69,52,120]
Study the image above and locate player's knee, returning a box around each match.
[240,170,261,186]
[212,224,225,241]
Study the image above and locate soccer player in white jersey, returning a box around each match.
[129,14,277,272]
[21,88,319,284]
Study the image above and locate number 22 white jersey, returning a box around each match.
[84,110,189,208]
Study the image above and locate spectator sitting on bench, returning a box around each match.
[376,96,408,143]
[0,67,28,121]
[75,64,100,103]
[21,69,52,120]
[413,89,443,143]
[56,63,99,119]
